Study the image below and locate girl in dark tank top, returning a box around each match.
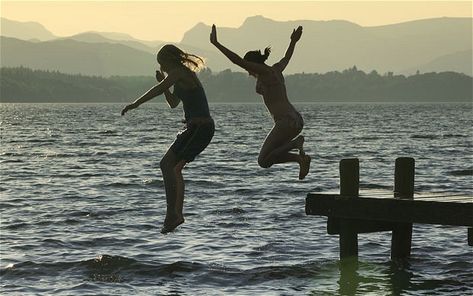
[121,44,214,234]
[173,83,211,121]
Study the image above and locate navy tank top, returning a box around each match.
[173,84,211,121]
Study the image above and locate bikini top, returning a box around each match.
[173,83,211,121]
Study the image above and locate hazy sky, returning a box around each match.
[1,1,471,42]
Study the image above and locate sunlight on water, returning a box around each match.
[0,103,472,295]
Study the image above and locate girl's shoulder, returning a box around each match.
[269,64,283,74]
[175,68,201,90]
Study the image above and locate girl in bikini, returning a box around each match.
[121,44,214,233]
[210,25,310,179]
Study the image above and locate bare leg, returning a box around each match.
[160,150,185,234]
[270,152,300,164]
[160,151,178,219]
[265,135,305,161]
[258,124,310,179]
[174,160,187,222]
[269,152,311,180]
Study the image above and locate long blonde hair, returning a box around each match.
[157,44,205,72]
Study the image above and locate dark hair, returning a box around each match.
[243,47,271,64]
[157,44,205,72]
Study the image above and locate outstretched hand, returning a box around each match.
[210,24,218,45]
[121,103,137,116]
[291,26,303,42]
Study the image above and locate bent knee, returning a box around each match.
[258,157,272,169]
[160,157,174,172]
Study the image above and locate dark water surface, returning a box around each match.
[1,103,472,295]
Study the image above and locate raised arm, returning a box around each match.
[210,24,268,75]
[274,26,303,72]
[121,70,179,116]
[156,70,180,108]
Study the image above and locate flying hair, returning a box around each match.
[157,44,205,72]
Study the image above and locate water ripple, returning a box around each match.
[1,103,472,295]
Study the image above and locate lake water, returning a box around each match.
[1,103,472,295]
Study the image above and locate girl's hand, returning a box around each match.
[155,70,165,82]
[210,24,218,45]
[121,103,137,116]
[291,26,303,42]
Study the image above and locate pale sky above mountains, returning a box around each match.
[1,1,471,42]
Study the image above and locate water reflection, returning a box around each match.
[328,258,415,296]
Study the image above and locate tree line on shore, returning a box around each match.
[1,66,471,103]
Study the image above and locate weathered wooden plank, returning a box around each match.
[415,196,472,203]
[306,194,473,226]
[416,198,472,203]
[414,193,472,198]
[339,191,472,202]
[357,192,472,201]
[359,192,393,199]
[355,194,472,202]
[327,218,395,234]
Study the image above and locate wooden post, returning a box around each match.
[391,157,415,261]
[394,157,415,198]
[339,158,360,259]
[340,159,360,197]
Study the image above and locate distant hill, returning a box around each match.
[89,31,166,49]
[64,32,162,54]
[182,16,472,74]
[1,16,471,76]
[0,35,241,77]
[0,36,156,76]
[404,50,473,76]
[1,17,56,41]
[63,32,229,67]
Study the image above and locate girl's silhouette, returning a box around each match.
[122,44,214,233]
[210,25,310,179]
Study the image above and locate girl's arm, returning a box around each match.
[121,70,180,116]
[274,26,303,72]
[210,24,269,75]
[156,70,180,108]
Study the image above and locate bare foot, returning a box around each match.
[161,217,185,234]
[299,154,311,180]
[294,135,305,155]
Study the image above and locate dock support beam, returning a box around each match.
[338,158,360,259]
[391,157,415,261]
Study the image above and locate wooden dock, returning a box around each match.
[305,157,473,261]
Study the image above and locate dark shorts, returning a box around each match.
[170,119,215,163]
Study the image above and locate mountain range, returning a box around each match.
[1,16,472,76]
